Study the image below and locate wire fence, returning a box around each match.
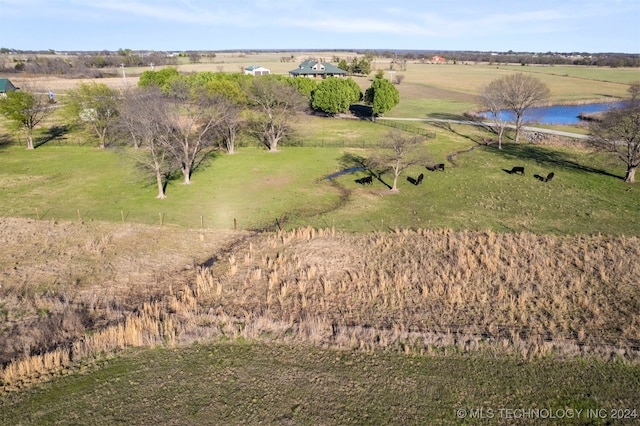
[373,120,437,139]
[280,139,381,149]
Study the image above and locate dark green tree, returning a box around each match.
[312,77,361,114]
[288,77,318,100]
[364,77,400,115]
[338,59,349,74]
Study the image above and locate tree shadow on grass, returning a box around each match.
[426,112,498,145]
[491,143,623,180]
[338,152,391,189]
[0,132,13,150]
[349,104,373,119]
[34,125,70,148]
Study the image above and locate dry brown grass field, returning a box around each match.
[2,218,638,390]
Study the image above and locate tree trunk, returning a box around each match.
[497,125,504,149]
[391,161,400,191]
[625,166,637,183]
[98,127,107,149]
[268,135,279,152]
[514,115,523,143]
[155,171,167,199]
[181,165,191,185]
[391,174,399,192]
[153,157,167,199]
[26,134,34,150]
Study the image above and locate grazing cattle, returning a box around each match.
[427,163,445,172]
[545,172,554,182]
[356,176,373,185]
[509,166,525,175]
[416,173,424,185]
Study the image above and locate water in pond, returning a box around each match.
[480,102,626,125]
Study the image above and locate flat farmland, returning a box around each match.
[1,51,639,424]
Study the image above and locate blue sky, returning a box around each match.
[0,0,638,53]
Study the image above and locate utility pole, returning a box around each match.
[120,63,127,88]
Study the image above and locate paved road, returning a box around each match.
[377,117,590,139]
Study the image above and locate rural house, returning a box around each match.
[431,56,446,64]
[289,60,347,78]
[0,78,18,97]
[244,65,271,76]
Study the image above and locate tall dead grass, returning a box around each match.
[2,223,639,390]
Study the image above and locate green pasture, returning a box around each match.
[2,342,638,425]
[1,116,638,235]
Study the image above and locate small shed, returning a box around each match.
[244,65,271,76]
[0,78,18,97]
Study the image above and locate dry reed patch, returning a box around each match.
[2,223,639,390]
[211,228,640,358]
[0,217,245,367]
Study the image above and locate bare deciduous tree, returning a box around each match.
[483,73,550,143]
[589,102,640,183]
[371,130,431,192]
[247,77,306,152]
[121,88,176,198]
[480,80,509,149]
[216,100,244,154]
[160,80,226,184]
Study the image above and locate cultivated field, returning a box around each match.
[1,50,639,423]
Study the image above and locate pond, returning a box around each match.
[480,102,626,125]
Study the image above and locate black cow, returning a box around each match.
[416,173,424,185]
[545,172,554,182]
[427,163,445,172]
[356,176,373,185]
[509,166,525,175]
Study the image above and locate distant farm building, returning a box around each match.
[289,60,347,78]
[244,65,271,76]
[431,56,446,64]
[0,78,18,97]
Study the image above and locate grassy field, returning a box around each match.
[1,117,637,235]
[2,342,639,425]
[2,53,639,423]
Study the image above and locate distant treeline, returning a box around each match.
[0,50,179,77]
[363,49,640,68]
[1,48,638,77]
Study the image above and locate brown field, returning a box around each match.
[2,217,638,390]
